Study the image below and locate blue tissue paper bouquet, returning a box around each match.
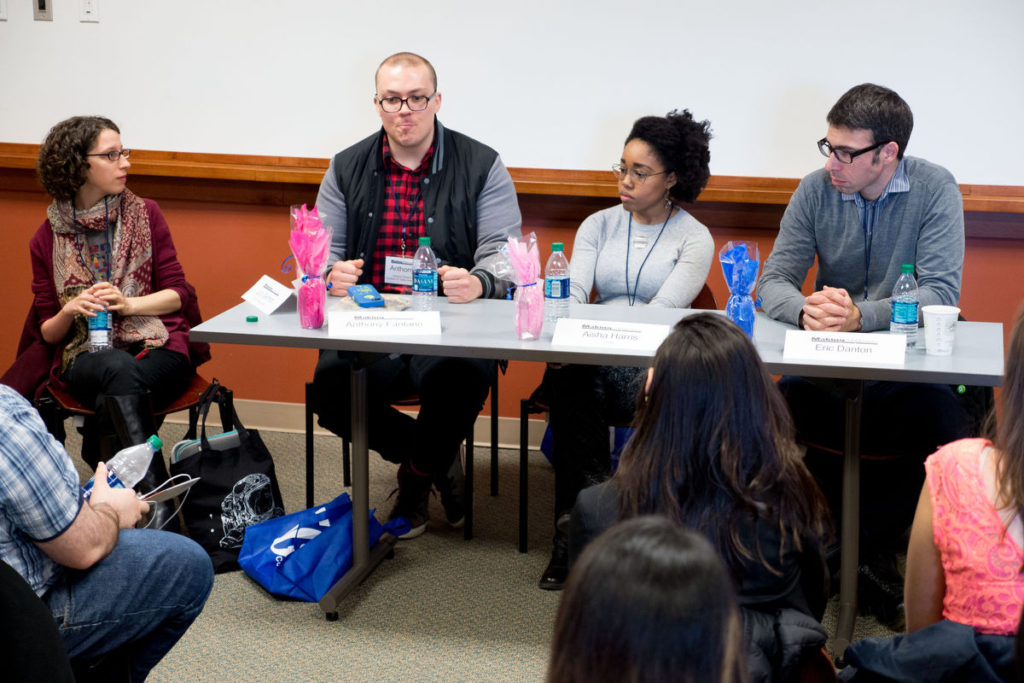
[719,241,761,337]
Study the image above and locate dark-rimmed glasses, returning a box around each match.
[817,138,890,164]
[611,162,670,184]
[86,149,131,162]
[376,92,437,113]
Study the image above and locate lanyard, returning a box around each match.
[385,172,424,256]
[72,197,113,282]
[861,199,877,301]
[624,208,672,306]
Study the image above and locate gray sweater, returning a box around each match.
[569,205,714,308]
[759,157,964,331]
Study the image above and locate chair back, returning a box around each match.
[691,283,717,310]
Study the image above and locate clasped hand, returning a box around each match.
[326,259,482,303]
[89,462,150,528]
[801,286,863,332]
[65,281,133,318]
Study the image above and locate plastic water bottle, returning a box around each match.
[544,242,570,323]
[82,435,162,499]
[87,309,111,352]
[411,236,438,312]
[890,263,919,350]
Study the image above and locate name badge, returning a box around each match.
[385,256,414,287]
[328,311,442,338]
[551,318,670,352]
[783,330,906,365]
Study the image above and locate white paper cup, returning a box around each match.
[922,305,960,356]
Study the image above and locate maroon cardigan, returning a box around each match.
[2,199,210,400]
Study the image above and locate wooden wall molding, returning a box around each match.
[3,142,1023,218]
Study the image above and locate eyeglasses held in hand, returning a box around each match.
[375,92,437,113]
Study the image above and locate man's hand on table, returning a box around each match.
[801,286,863,332]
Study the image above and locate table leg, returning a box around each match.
[833,380,863,659]
[318,364,398,616]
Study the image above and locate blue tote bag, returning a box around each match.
[238,493,409,602]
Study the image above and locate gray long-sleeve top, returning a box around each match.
[759,157,964,331]
[569,205,714,308]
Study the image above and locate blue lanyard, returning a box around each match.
[861,200,876,301]
[385,172,423,256]
[72,197,113,282]
[624,208,672,306]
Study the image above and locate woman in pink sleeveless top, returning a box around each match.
[906,310,1024,635]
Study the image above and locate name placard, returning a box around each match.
[551,318,670,352]
[783,330,906,365]
[241,275,292,315]
[327,311,442,338]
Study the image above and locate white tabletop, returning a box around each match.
[191,297,1004,387]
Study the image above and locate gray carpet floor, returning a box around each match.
[62,421,896,681]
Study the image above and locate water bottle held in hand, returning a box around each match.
[411,236,438,312]
[82,435,162,499]
[890,263,919,350]
[544,242,570,323]
[87,308,111,352]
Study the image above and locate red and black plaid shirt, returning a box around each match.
[370,137,434,292]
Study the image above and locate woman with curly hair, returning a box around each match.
[538,110,715,590]
[569,313,831,681]
[25,115,207,531]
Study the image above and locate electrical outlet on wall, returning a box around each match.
[79,0,97,22]
[33,0,52,21]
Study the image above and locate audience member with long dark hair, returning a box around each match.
[569,313,831,681]
[548,515,745,683]
[539,109,715,590]
[839,309,1024,681]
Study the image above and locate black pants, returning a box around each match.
[778,376,971,555]
[545,364,645,525]
[63,347,191,456]
[311,351,493,477]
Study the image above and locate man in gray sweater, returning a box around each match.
[760,83,970,625]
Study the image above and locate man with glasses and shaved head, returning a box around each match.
[760,83,970,626]
[311,52,521,539]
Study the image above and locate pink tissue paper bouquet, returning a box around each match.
[506,233,544,340]
[289,204,332,329]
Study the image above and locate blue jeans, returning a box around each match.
[44,529,213,681]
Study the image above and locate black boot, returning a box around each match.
[106,394,181,533]
[539,530,569,591]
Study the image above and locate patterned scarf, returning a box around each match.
[48,188,169,371]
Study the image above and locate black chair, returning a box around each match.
[517,284,718,552]
[305,364,501,541]
[36,373,214,448]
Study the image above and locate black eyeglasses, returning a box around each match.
[85,149,131,162]
[611,162,670,184]
[817,138,890,164]
[375,92,437,113]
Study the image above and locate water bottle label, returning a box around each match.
[544,277,569,299]
[88,311,110,331]
[81,470,126,500]
[891,301,918,325]
[412,269,436,294]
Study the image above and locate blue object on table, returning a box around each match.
[347,284,385,308]
[720,241,761,337]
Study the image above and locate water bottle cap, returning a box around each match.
[418,236,431,246]
[552,242,564,251]
[146,435,163,451]
[901,264,914,273]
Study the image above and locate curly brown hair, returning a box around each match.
[37,116,120,200]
